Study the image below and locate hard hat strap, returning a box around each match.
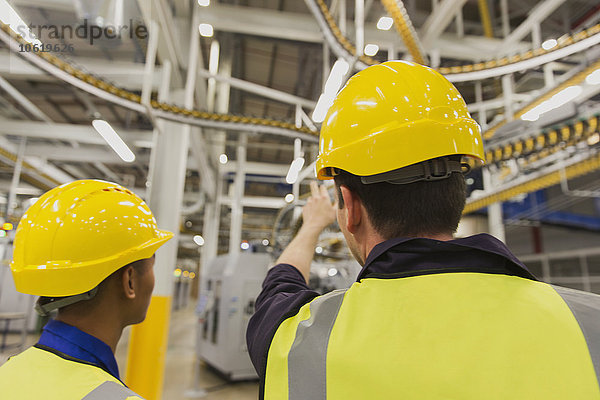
[360,157,470,185]
[34,287,99,317]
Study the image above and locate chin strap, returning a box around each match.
[35,287,99,317]
[360,157,470,185]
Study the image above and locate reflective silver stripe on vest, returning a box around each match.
[553,285,600,384]
[82,381,143,399]
[287,288,347,400]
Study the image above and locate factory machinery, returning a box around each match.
[196,203,360,380]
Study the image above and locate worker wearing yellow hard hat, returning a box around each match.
[247,61,600,399]
[0,180,173,399]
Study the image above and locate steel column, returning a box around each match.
[355,0,364,56]
[455,7,464,38]
[125,13,191,399]
[501,74,515,121]
[500,0,509,38]
[229,134,247,253]
[543,63,555,88]
[339,0,347,35]
[482,168,506,242]
[531,23,542,49]
[474,80,487,130]
[141,21,160,107]
[292,138,302,220]
[322,43,330,91]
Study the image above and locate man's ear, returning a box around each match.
[121,265,136,299]
[340,186,362,234]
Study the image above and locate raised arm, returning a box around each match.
[276,181,337,283]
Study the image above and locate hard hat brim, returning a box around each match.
[11,229,174,297]
[316,118,484,179]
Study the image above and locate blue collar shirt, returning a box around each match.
[37,319,121,381]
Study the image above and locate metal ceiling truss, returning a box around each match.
[0,25,319,143]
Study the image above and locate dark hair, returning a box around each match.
[333,168,466,239]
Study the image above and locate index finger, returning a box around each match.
[310,181,319,197]
[320,184,329,199]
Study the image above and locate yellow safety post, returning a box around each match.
[126,296,172,398]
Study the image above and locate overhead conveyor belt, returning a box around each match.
[464,151,600,215]
[0,145,60,189]
[380,0,427,65]
[304,0,600,82]
[0,25,319,143]
[485,59,600,139]
[484,114,599,166]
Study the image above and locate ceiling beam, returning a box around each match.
[221,161,290,177]
[201,4,530,61]
[0,118,153,148]
[11,0,73,12]
[420,0,468,49]
[24,144,134,164]
[501,0,566,49]
[0,51,163,91]
[0,135,73,184]
[136,0,185,86]
[220,195,286,209]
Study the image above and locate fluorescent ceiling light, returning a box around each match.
[312,94,333,123]
[0,0,42,45]
[219,153,228,164]
[285,157,305,184]
[586,68,600,85]
[92,119,136,162]
[312,59,350,123]
[198,0,210,6]
[199,23,214,37]
[377,16,393,30]
[240,241,250,250]
[193,235,205,246]
[364,44,379,56]
[521,85,582,122]
[541,39,557,50]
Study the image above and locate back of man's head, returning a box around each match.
[334,168,466,239]
[315,61,484,241]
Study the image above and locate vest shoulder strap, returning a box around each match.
[552,285,600,383]
[82,380,143,399]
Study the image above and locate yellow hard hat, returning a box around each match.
[10,180,173,297]
[316,60,484,180]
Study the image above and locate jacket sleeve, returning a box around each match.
[246,263,319,378]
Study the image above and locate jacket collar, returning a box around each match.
[358,233,535,281]
[38,319,120,380]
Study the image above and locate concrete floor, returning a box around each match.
[1,305,259,399]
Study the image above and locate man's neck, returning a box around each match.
[56,313,123,353]
[361,232,454,264]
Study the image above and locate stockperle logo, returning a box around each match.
[15,19,148,48]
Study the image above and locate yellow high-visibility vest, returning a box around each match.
[265,273,600,399]
[0,346,143,399]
